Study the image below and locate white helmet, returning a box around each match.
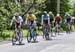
[44,11,47,14]
[57,14,60,16]
[49,11,52,14]
[65,12,70,16]
[14,13,19,16]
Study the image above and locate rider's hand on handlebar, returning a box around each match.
[10,23,12,27]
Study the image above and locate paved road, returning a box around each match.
[0,32,75,52]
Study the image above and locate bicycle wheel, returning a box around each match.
[19,32,23,44]
[55,24,59,35]
[67,23,71,34]
[45,27,50,40]
[27,31,32,43]
[33,31,37,42]
[50,26,53,37]
[12,33,17,45]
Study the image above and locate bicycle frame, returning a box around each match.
[27,21,37,42]
[66,22,71,33]
[55,22,60,35]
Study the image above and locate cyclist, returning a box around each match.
[64,12,71,33]
[25,11,37,42]
[64,12,71,23]
[10,13,23,44]
[55,14,62,35]
[41,11,50,39]
[49,11,55,36]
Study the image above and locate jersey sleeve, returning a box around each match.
[26,14,29,20]
[41,15,44,19]
[32,14,37,20]
[19,16,23,22]
[12,16,15,21]
[47,14,50,19]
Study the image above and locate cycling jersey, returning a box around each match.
[42,14,50,25]
[49,14,54,23]
[64,15,71,23]
[12,16,23,24]
[55,16,61,23]
[12,16,23,29]
[26,14,36,21]
[42,14,50,20]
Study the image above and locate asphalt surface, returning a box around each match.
[0,32,75,52]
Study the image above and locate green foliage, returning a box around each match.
[0,0,22,37]
[0,0,73,40]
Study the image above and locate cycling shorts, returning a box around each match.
[43,20,48,26]
[66,18,71,23]
[50,18,54,23]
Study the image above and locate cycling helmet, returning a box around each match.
[44,11,47,14]
[57,14,60,16]
[65,12,70,16]
[28,11,32,14]
[49,11,52,14]
[14,13,19,16]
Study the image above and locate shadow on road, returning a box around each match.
[30,41,39,43]
[12,43,25,46]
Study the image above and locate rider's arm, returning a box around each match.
[25,15,28,25]
[48,15,50,24]
[70,16,72,23]
[64,15,67,23]
[41,15,43,26]
[60,16,62,23]
[53,16,55,23]
[33,14,37,24]
[19,16,23,26]
[10,16,15,26]
[54,16,56,23]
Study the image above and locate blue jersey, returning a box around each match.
[42,14,50,20]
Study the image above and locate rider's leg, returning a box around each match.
[42,25,45,38]
[58,22,60,34]
[50,22,53,36]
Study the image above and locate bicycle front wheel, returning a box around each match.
[27,31,32,43]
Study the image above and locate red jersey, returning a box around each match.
[55,16,61,22]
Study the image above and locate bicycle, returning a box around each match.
[12,27,23,45]
[43,25,51,40]
[49,23,53,37]
[66,22,71,34]
[27,22,37,43]
[55,22,60,35]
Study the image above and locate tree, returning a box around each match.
[42,0,70,16]
[0,0,22,34]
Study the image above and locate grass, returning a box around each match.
[0,29,43,41]
[0,25,75,40]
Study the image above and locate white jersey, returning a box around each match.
[12,16,23,23]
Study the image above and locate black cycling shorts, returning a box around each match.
[74,19,75,23]
[66,18,71,23]
[50,18,53,24]
[43,20,48,26]
[16,23,20,29]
